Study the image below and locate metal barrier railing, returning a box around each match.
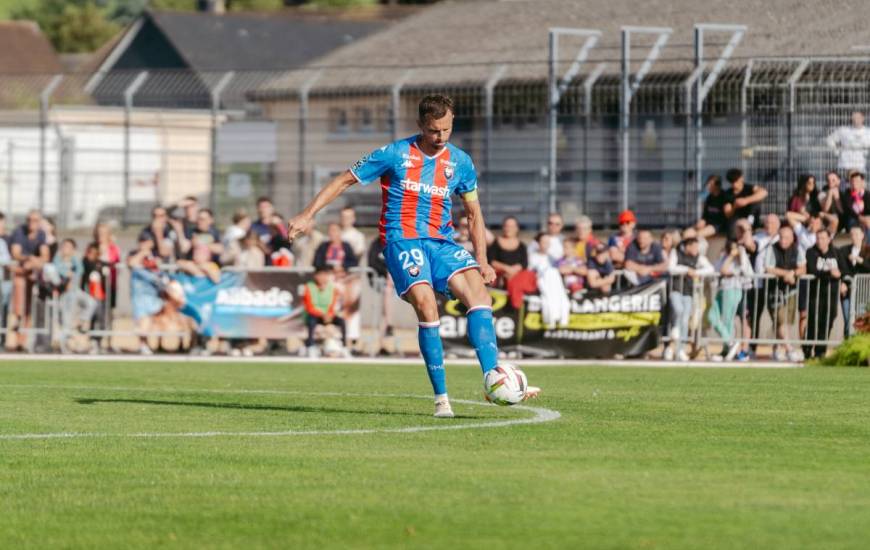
[4,262,383,355]
[1,256,866,359]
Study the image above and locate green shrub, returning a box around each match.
[811,334,870,367]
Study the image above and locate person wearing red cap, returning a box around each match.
[608,209,637,268]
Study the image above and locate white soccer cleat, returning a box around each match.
[676,350,690,362]
[523,385,542,400]
[434,397,454,418]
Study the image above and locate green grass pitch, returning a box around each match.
[2,360,869,549]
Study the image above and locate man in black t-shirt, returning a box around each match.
[803,229,843,359]
[723,168,768,235]
[696,175,728,238]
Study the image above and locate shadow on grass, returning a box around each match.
[74,397,485,419]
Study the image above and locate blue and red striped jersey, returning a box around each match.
[349,136,478,244]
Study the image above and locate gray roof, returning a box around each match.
[254,0,870,95]
[149,10,387,71]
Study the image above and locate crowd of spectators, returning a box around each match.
[0,157,867,361]
[477,166,869,362]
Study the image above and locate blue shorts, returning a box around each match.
[384,238,479,298]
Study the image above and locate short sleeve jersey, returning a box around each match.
[350,136,478,244]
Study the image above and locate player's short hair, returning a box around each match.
[418,94,454,122]
[726,168,743,184]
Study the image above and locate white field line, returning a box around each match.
[0,386,561,441]
[0,353,802,368]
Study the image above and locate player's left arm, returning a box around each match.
[462,194,496,285]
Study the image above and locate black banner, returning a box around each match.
[437,281,666,358]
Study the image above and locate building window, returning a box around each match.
[353,106,375,133]
[328,108,349,134]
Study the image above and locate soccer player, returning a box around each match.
[287,94,539,417]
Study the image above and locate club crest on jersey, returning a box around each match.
[444,165,454,179]
[408,266,420,277]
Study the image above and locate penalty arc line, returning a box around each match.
[0,386,561,440]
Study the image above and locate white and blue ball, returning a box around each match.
[483,363,527,406]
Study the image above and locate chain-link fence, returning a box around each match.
[1,58,869,231]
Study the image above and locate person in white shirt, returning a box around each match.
[339,206,366,259]
[745,214,780,354]
[664,236,714,361]
[527,213,565,261]
[528,233,570,328]
[826,111,870,174]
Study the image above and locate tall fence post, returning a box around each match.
[484,64,507,219]
[209,71,235,211]
[123,71,149,227]
[5,141,13,216]
[548,27,601,223]
[620,26,672,213]
[391,70,413,142]
[39,74,63,214]
[582,63,606,215]
[298,71,321,207]
[786,60,810,192]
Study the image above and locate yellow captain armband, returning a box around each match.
[460,189,479,202]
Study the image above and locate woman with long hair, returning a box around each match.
[787,174,821,221]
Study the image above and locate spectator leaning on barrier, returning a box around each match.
[0,212,12,315]
[138,206,179,262]
[745,214,781,349]
[340,206,367,259]
[527,212,565,261]
[220,209,251,265]
[7,210,50,351]
[172,195,199,239]
[234,231,266,269]
[708,239,754,362]
[786,212,822,344]
[608,209,636,268]
[586,242,616,296]
[81,243,109,339]
[303,266,347,358]
[314,222,358,273]
[488,215,528,286]
[696,174,728,238]
[251,196,276,251]
[838,226,870,337]
[665,236,714,362]
[46,238,98,337]
[723,168,768,233]
[842,171,870,234]
[803,229,843,359]
[818,171,845,233]
[765,225,806,362]
[573,215,599,261]
[557,237,586,296]
[92,222,121,309]
[826,111,870,175]
[185,208,223,263]
[624,229,667,286]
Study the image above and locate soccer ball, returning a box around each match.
[483,364,528,406]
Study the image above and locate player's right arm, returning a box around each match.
[287,170,357,241]
[287,145,393,241]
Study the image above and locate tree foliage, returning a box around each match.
[12,0,119,53]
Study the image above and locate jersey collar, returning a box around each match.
[412,138,449,160]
